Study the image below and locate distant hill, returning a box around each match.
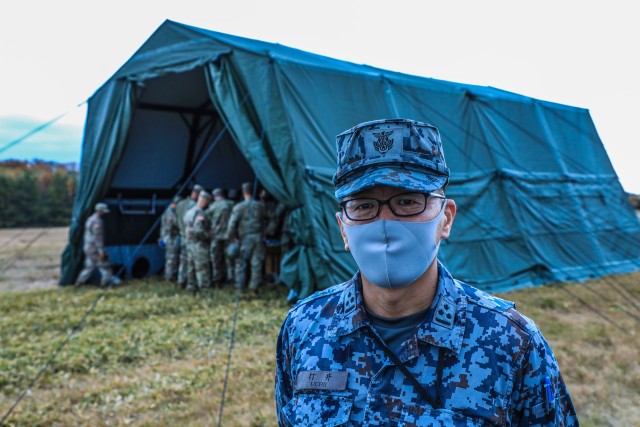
[0,159,77,227]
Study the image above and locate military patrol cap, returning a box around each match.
[199,190,212,201]
[241,182,253,194]
[95,202,110,213]
[212,188,224,197]
[333,118,449,199]
[192,184,204,193]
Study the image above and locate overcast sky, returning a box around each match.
[1,0,638,193]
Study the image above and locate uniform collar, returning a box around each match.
[327,274,369,338]
[415,262,466,354]
[328,261,466,355]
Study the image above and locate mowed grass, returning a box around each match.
[0,282,290,426]
[0,227,639,426]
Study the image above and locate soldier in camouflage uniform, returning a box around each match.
[260,188,289,240]
[184,190,212,292]
[225,188,240,282]
[275,119,578,425]
[176,184,203,288]
[76,202,120,286]
[259,188,290,284]
[206,188,235,287]
[225,182,265,294]
[160,196,181,281]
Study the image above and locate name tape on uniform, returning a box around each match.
[295,371,348,391]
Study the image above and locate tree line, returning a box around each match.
[0,160,77,228]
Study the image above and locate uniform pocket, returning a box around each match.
[530,399,558,425]
[283,393,353,427]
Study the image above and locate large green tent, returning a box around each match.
[60,20,640,298]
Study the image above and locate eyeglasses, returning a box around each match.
[339,192,446,222]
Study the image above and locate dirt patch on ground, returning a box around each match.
[0,227,68,292]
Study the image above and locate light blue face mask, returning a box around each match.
[342,205,445,288]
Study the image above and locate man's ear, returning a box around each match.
[440,199,456,239]
[336,212,350,252]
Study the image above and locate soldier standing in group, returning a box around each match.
[259,188,286,237]
[76,202,121,287]
[259,188,289,283]
[159,196,181,281]
[226,182,265,295]
[225,188,240,283]
[175,184,203,288]
[206,188,235,287]
[185,190,212,293]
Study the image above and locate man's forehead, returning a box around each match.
[345,185,408,199]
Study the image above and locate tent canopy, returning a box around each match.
[60,20,640,298]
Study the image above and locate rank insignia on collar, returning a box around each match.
[433,296,455,329]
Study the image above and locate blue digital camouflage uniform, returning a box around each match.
[275,262,578,426]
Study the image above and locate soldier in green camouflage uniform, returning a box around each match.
[259,188,288,238]
[76,202,119,286]
[259,188,290,283]
[160,196,181,281]
[225,188,240,282]
[226,182,266,294]
[185,190,212,292]
[175,184,202,287]
[206,188,235,287]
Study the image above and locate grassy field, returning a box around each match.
[0,227,639,426]
[0,227,67,293]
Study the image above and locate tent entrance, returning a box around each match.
[102,66,255,279]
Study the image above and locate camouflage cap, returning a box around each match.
[199,190,212,201]
[333,118,449,199]
[212,188,224,197]
[95,202,110,213]
[192,184,204,193]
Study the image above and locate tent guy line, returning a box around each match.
[0,230,48,274]
[0,228,26,251]
[0,101,86,155]
[558,285,627,335]
[218,288,241,427]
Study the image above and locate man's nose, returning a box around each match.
[377,202,396,220]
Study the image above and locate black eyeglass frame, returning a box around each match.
[339,192,446,222]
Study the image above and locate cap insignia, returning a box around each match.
[372,130,394,154]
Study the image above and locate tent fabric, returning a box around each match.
[61,19,640,297]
